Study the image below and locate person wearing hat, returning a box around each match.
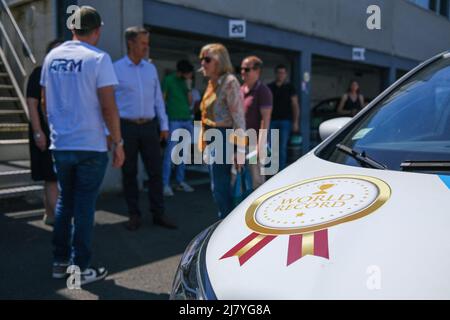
[40,6,125,285]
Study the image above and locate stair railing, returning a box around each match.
[0,0,37,119]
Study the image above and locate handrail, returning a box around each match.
[0,20,26,76]
[0,0,36,65]
[0,46,29,119]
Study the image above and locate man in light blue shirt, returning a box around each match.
[41,6,124,285]
[114,26,176,231]
[114,56,168,128]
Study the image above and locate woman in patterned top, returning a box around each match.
[199,43,246,218]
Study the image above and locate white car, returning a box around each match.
[171,51,450,300]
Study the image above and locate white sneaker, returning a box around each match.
[163,185,174,196]
[175,181,194,192]
[80,267,108,286]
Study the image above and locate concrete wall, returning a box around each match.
[8,0,144,63]
[158,0,450,61]
[78,0,143,60]
[392,1,450,60]
[6,0,450,192]
[8,0,57,70]
[9,0,450,69]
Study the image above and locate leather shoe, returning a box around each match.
[153,215,177,229]
[126,215,142,231]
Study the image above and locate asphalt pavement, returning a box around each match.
[0,169,218,300]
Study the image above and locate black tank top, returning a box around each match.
[344,94,362,112]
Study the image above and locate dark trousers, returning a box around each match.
[121,119,164,217]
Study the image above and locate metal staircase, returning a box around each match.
[0,0,42,202]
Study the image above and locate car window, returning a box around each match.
[318,55,450,175]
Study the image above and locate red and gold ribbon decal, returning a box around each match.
[221,230,329,266]
[220,233,276,266]
[287,230,329,266]
[221,175,392,267]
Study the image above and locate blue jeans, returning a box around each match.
[163,120,194,187]
[207,128,233,218]
[270,120,292,171]
[52,151,108,270]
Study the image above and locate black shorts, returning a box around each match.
[28,124,57,182]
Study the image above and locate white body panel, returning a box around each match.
[205,153,450,300]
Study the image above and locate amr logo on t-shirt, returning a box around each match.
[50,59,83,73]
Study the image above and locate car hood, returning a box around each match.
[205,153,450,299]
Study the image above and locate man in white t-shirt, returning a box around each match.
[40,6,124,286]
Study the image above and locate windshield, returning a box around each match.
[318,54,450,175]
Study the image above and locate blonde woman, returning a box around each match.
[199,43,246,218]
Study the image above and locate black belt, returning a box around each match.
[121,118,154,125]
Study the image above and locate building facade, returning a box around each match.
[5,0,450,191]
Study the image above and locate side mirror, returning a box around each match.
[319,117,352,141]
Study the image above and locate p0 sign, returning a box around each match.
[229,20,246,39]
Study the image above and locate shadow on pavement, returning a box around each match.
[0,177,218,300]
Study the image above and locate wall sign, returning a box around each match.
[353,47,366,61]
[229,20,246,39]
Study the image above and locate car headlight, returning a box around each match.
[170,222,219,300]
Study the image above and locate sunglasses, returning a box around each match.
[241,67,257,73]
[200,56,212,64]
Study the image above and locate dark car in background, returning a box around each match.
[310,97,373,147]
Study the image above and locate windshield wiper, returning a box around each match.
[336,144,388,170]
[401,161,450,172]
